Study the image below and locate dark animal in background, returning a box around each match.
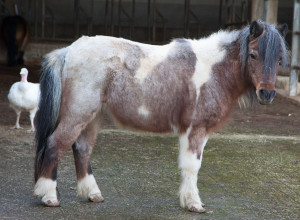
[1,15,30,66]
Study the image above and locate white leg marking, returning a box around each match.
[77,174,104,202]
[178,127,208,212]
[34,177,59,206]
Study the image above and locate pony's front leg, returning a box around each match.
[178,126,208,213]
[72,114,104,203]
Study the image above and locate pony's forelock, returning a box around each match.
[258,24,288,78]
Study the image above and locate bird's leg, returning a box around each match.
[27,110,37,132]
[11,111,23,129]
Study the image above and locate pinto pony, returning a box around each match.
[34,21,288,212]
[1,15,30,66]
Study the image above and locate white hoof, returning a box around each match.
[187,202,206,213]
[42,196,60,207]
[89,193,104,203]
[77,174,103,202]
[34,177,59,206]
[179,190,205,213]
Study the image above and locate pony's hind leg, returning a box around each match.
[72,112,104,203]
[34,106,102,206]
[34,62,106,206]
[34,117,85,206]
[178,126,208,213]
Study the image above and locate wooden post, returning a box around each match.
[290,0,300,96]
[251,0,264,21]
[266,0,278,24]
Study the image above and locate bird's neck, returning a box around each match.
[21,74,28,82]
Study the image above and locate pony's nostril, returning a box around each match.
[259,88,268,99]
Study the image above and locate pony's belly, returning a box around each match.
[105,104,174,133]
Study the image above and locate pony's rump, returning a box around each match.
[34,47,68,182]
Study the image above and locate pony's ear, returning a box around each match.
[276,23,288,37]
[250,21,264,39]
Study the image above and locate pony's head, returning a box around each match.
[241,21,288,105]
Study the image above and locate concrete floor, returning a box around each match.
[0,129,299,219]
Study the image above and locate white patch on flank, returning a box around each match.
[138,105,150,117]
[34,177,58,204]
[190,31,240,100]
[135,44,172,82]
[77,174,102,198]
[178,126,208,209]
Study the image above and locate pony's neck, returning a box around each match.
[215,40,252,102]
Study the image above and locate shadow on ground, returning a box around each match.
[0,65,299,219]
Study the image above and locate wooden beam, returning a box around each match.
[290,0,300,96]
[251,0,264,21]
[266,0,278,24]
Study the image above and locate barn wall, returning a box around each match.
[0,0,294,64]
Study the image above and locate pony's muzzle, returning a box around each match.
[258,88,276,105]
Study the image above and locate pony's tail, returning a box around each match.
[34,47,68,182]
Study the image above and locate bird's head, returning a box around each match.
[20,68,28,82]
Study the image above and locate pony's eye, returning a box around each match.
[249,54,256,60]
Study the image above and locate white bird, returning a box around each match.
[7,68,40,132]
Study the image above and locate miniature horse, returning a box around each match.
[34,21,288,212]
[1,15,30,66]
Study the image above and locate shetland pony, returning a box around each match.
[34,21,288,212]
[1,15,30,66]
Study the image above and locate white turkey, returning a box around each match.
[7,68,40,132]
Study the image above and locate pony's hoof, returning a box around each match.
[187,203,206,213]
[89,193,104,203]
[42,197,60,207]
